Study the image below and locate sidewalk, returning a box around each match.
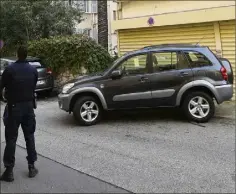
[1,143,130,193]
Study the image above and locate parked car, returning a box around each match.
[0,56,54,98]
[58,44,233,126]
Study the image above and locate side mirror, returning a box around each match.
[111,70,122,79]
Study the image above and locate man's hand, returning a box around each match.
[2,88,7,102]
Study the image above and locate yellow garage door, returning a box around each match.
[219,20,235,97]
[119,22,216,55]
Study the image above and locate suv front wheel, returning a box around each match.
[73,96,102,126]
[182,91,215,123]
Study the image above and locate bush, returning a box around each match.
[28,35,113,76]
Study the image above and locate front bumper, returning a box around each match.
[58,93,71,112]
[215,84,233,104]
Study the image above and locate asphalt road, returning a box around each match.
[0,96,235,193]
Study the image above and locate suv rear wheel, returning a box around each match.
[182,91,215,123]
[73,96,102,126]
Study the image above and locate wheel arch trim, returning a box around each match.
[176,80,219,106]
[70,87,108,110]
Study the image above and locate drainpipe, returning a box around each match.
[107,1,112,54]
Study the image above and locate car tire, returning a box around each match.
[73,96,102,126]
[182,91,215,123]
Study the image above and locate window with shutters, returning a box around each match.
[83,0,90,13]
[82,0,97,13]
[91,1,97,13]
[75,28,83,34]
[83,28,91,37]
[113,11,117,20]
[92,29,98,42]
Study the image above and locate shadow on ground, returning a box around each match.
[36,90,58,101]
[62,108,188,126]
[102,108,185,122]
[57,106,234,128]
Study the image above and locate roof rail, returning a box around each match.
[142,44,200,49]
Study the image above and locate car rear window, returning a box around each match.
[184,51,212,67]
[29,61,43,68]
[0,60,8,69]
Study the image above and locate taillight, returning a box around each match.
[220,66,228,81]
[47,68,52,74]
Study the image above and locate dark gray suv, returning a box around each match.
[58,44,234,126]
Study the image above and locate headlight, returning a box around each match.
[62,83,74,94]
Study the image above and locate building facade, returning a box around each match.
[70,0,98,41]
[71,0,118,55]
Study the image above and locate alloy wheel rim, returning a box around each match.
[188,96,210,119]
[80,101,99,122]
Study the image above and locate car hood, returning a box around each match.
[68,73,103,85]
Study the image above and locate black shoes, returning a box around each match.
[28,164,38,178]
[0,164,38,182]
[0,167,14,182]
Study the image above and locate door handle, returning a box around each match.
[180,72,189,77]
[139,77,149,82]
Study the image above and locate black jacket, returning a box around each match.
[1,60,38,104]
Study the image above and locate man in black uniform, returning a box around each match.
[0,46,39,182]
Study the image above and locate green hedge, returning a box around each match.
[28,35,113,76]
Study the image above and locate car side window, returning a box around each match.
[0,59,8,70]
[184,51,212,67]
[116,54,148,76]
[176,52,191,69]
[0,60,8,70]
[152,52,177,72]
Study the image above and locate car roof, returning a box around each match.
[124,44,209,55]
[1,56,40,62]
[141,43,202,49]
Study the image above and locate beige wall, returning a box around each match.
[76,13,97,29]
[120,0,235,19]
[108,1,118,54]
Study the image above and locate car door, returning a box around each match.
[148,50,194,107]
[102,51,153,109]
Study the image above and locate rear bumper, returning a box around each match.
[36,76,54,91]
[35,87,53,92]
[58,93,71,112]
[215,84,233,104]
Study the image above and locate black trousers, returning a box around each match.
[3,101,37,168]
